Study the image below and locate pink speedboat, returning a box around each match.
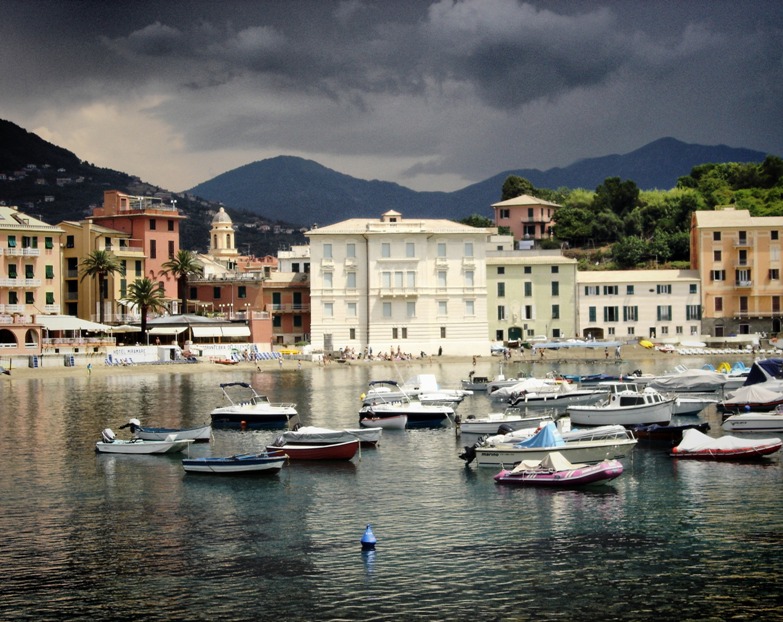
[493,451,624,487]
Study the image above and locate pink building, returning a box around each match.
[91,191,186,301]
[492,194,561,243]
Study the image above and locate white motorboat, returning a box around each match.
[722,407,783,432]
[567,382,675,427]
[361,376,470,406]
[210,382,300,430]
[95,428,194,454]
[457,410,553,435]
[120,418,211,442]
[504,379,608,412]
[672,394,720,416]
[359,381,454,427]
[359,414,407,429]
[459,421,637,468]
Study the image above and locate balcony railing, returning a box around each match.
[266,304,310,313]
[735,280,753,288]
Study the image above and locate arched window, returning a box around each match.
[0,329,18,347]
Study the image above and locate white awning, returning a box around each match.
[221,326,251,337]
[191,326,223,338]
[37,315,111,332]
[148,326,188,335]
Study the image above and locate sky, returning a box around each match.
[1,0,781,193]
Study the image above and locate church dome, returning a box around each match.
[212,207,233,225]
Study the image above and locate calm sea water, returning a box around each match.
[1,356,782,622]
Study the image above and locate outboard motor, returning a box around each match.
[497,423,516,435]
[119,418,143,435]
[458,443,477,465]
[101,428,116,443]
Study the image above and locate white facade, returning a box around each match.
[577,270,702,341]
[305,211,494,356]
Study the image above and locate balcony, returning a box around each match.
[266,304,311,313]
[0,278,20,288]
[733,237,751,247]
[735,280,753,288]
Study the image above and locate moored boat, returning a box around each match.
[120,418,211,442]
[182,450,288,475]
[457,410,552,435]
[273,425,382,447]
[210,382,300,430]
[670,428,782,460]
[359,414,407,429]
[265,438,360,460]
[567,382,675,427]
[359,381,454,427]
[721,407,783,432]
[493,451,624,487]
[95,428,194,454]
[628,422,710,443]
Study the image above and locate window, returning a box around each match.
[440,327,447,338]
[626,285,634,295]
[552,304,560,319]
[676,326,683,335]
[437,271,447,287]
[168,241,175,258]
[381,243,390,258]
[135,261,142,277]
[347,302,357,317]
[497,267,505,275]
[770,269,780,280]
[349,328,355,339]
[382,272,391,288]
[499,208,510,219]
[437,242,446,257]
[324,302,333,317]
[623,306,638,321]
[585,286,599,296]
[8,264,17,278]
[713,250,721,261]
[524,305,533,320]
[273,315,282,328]
[383,302,392,318]
[772,296,781,313]
[661,326,669,335]
[150,240,157,259]
[406,242,415,258]
[25,265,34,279]
[524,282,532,296]
[497,283,505,297]
[407,271,416,288]
[464,242,474,257]
[292,262,300,273]
[551,266,559,274]
[394,271,403,288]
[347,243,356,258]
[608,327,615,336]
[524,266,531,274]
[45,265,54,279]
[497,306,506,321]
[347,272,356,289]
[323,243,333,259]
[25,292,34,304]
[465,270,474,287]
[551,281,559,296]
[553,329,561,338]
[438,301,448,315]
[772,231,779,241]
[45,237,53,249]
[686,305,701,320]
[715,297,723,312]
[711,270,726,281]
[713,231,721,241]
[589,306,596,323]
[627,327,635,336]
[657,305,672,321]
[46,292,55,305]
[238,286,246,299]
[8,291,17,305]
[323,272,333,289]
[603,285,618,295]
[690,284,698,294]
[656,284,672,295]
[496,329,504,340]
[603,306,619,322]
[7,235,16,248]
[65,235,74,248]
[465,300,474,316]
[213,286,221,299]
[407,301,416,318]
[149,219,156,230]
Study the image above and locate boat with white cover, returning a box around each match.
[567,382,675,427]
[670,428,782,460]
[273,425,383,447]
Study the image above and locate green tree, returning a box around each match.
[80,249,123,324]
[123,277,168,337]
[161,249,202,314]
[593,177,640,218]
[501,176,535,200]
[611,236,647,268]
[459,214,495,228]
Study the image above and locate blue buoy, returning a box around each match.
[361,523,377,550]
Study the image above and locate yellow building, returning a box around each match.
[691,207,783,337]
[0,205,63,354]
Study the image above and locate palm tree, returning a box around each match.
[161,249,202,314]
[123,277,168,337]
[80,249,123,324]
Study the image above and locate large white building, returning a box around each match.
[305,211,495,357]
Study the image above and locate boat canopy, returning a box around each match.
[723,384,783,405]
[743,359,783,386]
[649,369,727,393]
[676,428,780,452]
[220,382,252,389]
[513,422,565,448]
[368,380,400,387]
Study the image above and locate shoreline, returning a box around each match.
[1,345,763,381]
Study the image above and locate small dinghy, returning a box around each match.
[182,450,288,475]
[493,451,624,487]
[265,438,360,460]
[120,418,211,442]
[359,414,407,429]
[670,428,782,460]
[95,428,194,455]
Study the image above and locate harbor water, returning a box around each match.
[1,356,782,621]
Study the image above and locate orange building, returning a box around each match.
[90,190,186,303]
[492,194,560,244]
[691,207,783,337]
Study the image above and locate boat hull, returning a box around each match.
[360,415,407,429]
[722,413,783,432]
[266,439,360,460]
[472,438,637,468]
[568,400,675,427]
[358,407,453,428]
[507,391,607,413]
[182,451,288,474]
[458,413,551,435]
[670,441,782,460]
[95,439,194,454]
[136,425,212,442]
[210,410,300,430]
[494,459,624,487]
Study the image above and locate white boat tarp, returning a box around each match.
[649,369,728,392]
[723,384,783,405]
[675,428,781,452]
[37,315,111,332]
